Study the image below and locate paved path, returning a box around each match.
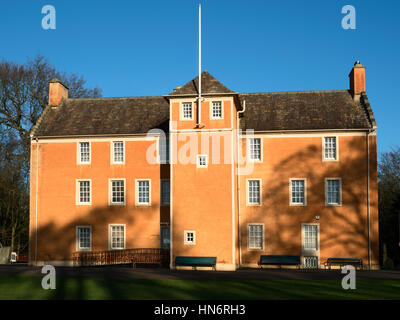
[1,265,400,280]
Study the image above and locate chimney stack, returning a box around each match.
[349,61,365,101]
[48,78,68,106]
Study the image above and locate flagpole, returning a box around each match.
[198,3,202,126]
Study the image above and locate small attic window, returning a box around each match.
[181,102,193,120]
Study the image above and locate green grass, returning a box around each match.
[1,275,400,300]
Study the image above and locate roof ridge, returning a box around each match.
[360,92,377,129]
[240,89,349,95]
[67,95,166,101]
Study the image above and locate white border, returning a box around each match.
[184,230,196,245]
[135,179,151,206]
[325,177,342,206]
[289,178,307,206]
[76,225,92,251]
[180,102,194,121]
[301,223,320,267]
[77,141,91,165]
[108,178,126,206]
[76,179,92,206]
[247,223,265,251]
[322,136,339,162]
[111,140,125,165]
[246,178,262,206]
[247,137,263,162]
[196,154,208,168]
[210,100,224,120]
[108,224,126,250]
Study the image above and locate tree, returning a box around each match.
[0,54,102,254]
[378,146,400,268]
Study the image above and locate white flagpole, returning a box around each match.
[198,3,202,126]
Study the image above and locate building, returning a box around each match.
[29,62,379,270]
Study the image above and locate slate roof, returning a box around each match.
[167,70,235,96]
[31,72,375,137]
[32,96,169,137]
[238,90,373,131]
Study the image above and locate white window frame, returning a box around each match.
[111,141,125,164]
[247,138,262,162]
[180,102,194,121]
[210,101,224,120]
[196,154,208,168]
[76,226,92,251]
[325,178,342,206]
[77,141,91,165]
[184,230,196,245]
[109,179,126,206]
[322,136,339,162]
[247,223,264,251]
[135,179,151,206]
[246,179,262,206]
[160,179,170,206]
[108,224,126,250]
[76,179,92,205]
[301,223,320,252]
[289,178,307,206]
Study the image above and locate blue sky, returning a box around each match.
[0,0,399,154]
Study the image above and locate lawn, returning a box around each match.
[1,275,400,299]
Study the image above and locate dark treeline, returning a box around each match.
[0,54,101,254]
[379,146,400,268]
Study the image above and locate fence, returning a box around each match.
[72,248,170,267]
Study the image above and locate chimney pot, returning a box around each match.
[48,78,68,106]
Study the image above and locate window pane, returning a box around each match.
[78,227,91,250]
[182,103,192,119]
[113,141,124,163]
[79,181,90,203]
[248,180,260,204]
[304,225,317,250]
[111,225,125,249]
[198,155,207,167]
[159,139,169,163]
[111,180,125,204]
[138,180,150,204]
[324,137,337,160]
[327,179,340,204]
[80,142,90,163]
[248,225,263,249]
[161,180,170,205]
[249,138,261,160]
[185,231,195,243]
[291,180,305,204]
[212,101,222,118]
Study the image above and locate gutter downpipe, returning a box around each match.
[35,137,39,266]
[367,129,372,269]
[236,100,246,267]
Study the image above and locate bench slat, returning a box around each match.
[175,256,217,267]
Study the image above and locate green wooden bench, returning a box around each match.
[259,255,301,268]
[175,256,217,270]
[325,258,363,270]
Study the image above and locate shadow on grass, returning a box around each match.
[2,275,399,300]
